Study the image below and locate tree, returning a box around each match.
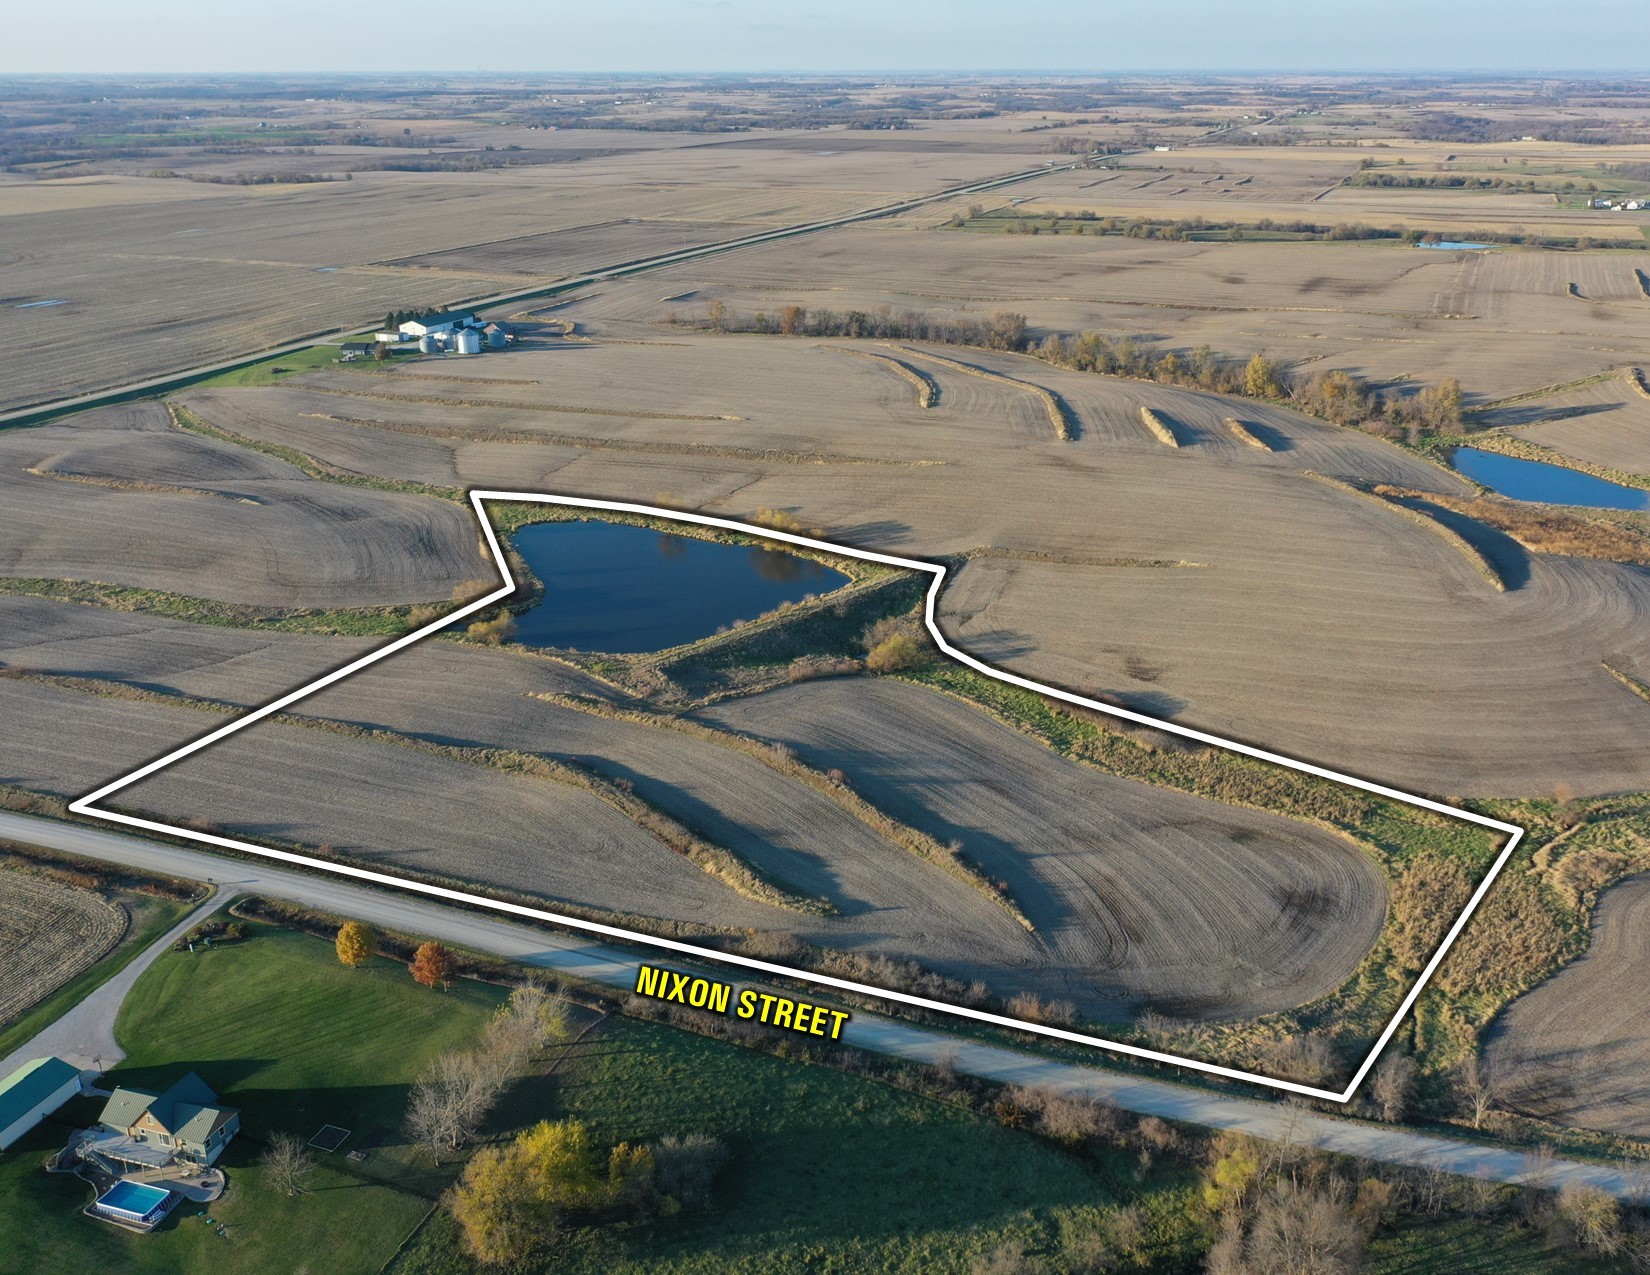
[261,1130,317,1198]
[1203,1130,1263,1216]
[494,982,571,1057]
[465,615,516,646]
[1244,1181,1365,1275]
[1244,353,1283,399]
[335,920,375,968]
[449,1120,608,1265]
[410,940,454,989]
[406,1048,508,1160]
[705,299,729,332]
[986,310,1029,352]
[866,632,926,673]
[607,1141,658,1216]
[778,304,807,335]
[1557,1183,1621,1253]
[1456,1054,1502,1130]
[1370,1053,1417,1124]
[1417,377,1464,432]
[372,340,389,362]
[652,1133,728,1212]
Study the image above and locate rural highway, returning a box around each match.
[0,160,1073,427]
[3,809,1643,1200]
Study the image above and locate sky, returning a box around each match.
[6,0,1649,76]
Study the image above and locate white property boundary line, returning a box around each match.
[72,492,1526,1103]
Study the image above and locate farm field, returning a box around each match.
[162,332,1650,798]
[579,224,1650,403]
[0,125,1055,415]
[0,866,126,1028]
[0,401,490,608]
[1485,374,1650,477]
[6,70,1650,1164]
[0,609,1389,1021]
[1487,872,1650,1138]
[700,678,1388,1019]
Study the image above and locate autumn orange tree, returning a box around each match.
[335,920,376,968]
[410,940,454,989]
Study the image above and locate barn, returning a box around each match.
[398,310,479,339]
[0,1056,84,1151]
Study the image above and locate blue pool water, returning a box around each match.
[510,520,851,653]
[1452,448,1650,512]
[97,1180,171,1219]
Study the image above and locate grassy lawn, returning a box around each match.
[1368,1216,1609,1274]
[113,922,506,1173]
[192,343,358,388]
[392,1015,1206,1275]
[0,921,505,1275]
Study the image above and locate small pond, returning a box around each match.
[1452,447,1650,512]
[509,520,851,653]
[1416,240,1493,251]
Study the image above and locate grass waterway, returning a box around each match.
[510,520,851,653]
[1452,447,1650,511]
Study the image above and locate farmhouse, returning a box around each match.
[338,341,374,360]
[0,1056,84,1151]
[96,1071,239,1167]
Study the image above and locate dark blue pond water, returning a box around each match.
[510,520,850,653]
[1452,448,1650,512]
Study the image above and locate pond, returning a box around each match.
[1452,447,1650,512]
[1416,240,1492,251]
[508,519,852,653]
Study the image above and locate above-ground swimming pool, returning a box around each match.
[92,1179,174,1226]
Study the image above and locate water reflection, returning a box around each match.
[509,520,851,653]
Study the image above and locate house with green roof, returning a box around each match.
[0,1056,84,1151]
[96,1071,239,1166]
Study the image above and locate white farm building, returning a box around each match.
[0,1056,84,1151]
[397,310,479,339]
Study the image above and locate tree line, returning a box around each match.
[685,303,1467,435]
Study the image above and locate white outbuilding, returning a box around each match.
[398,310,479,339]
[0,1056,84,1151]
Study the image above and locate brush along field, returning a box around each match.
[0,866,127,1026]
[1487,871,1650,1138]
[166,334,1650,797]
[0,401,489,607]
[0,596,1383,1021]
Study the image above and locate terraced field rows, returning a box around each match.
[0,868,127,1026]
[0,402,489,608]
[702,678,1389,1019]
